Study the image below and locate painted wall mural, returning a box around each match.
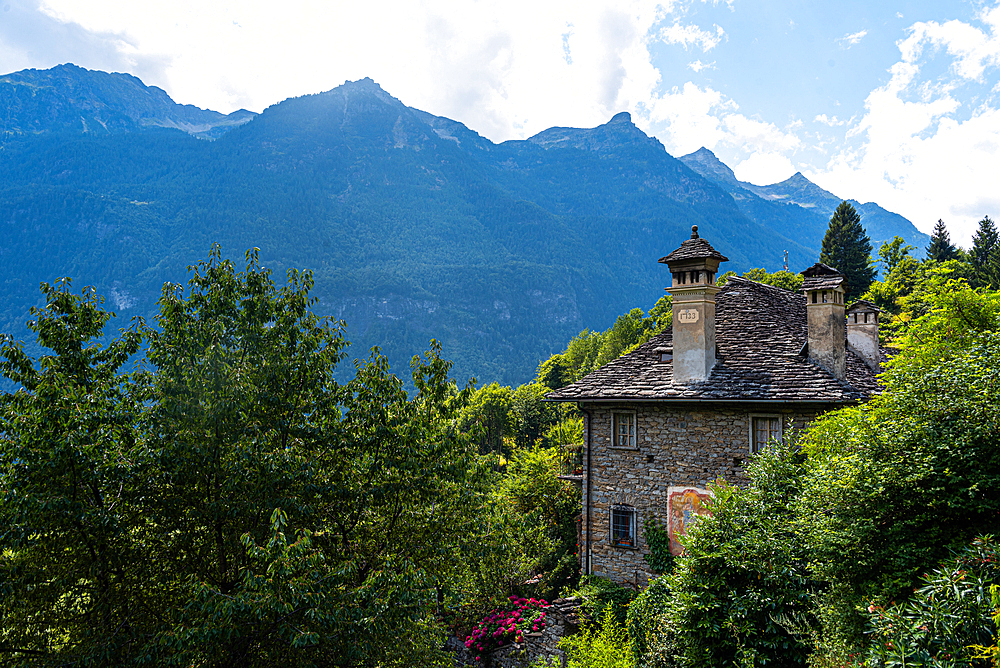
[667,486,713,555]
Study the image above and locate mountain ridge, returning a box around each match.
[678,146,929,249]
[0,65,928,387]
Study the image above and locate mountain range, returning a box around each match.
[0,64,928,386]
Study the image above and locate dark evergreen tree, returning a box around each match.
[969,215,999,289]
[926,219,959,262]
[820,201,877,301]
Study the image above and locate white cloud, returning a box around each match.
[687,59,715,72]
[638,81,802,177]
[813,3,1000,246]
[658,20,726,51]
[814,114,846,126]
[838,29,868,47]
[732,152,796,185]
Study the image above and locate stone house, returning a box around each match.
[546,227,884,586]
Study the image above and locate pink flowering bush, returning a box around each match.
[464,596,550,661]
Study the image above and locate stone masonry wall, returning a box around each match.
[581,403,819,587]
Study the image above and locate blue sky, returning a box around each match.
[1,0,998,245]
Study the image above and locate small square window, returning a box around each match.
[751,416,782,453]
[611,506,636,547]
[612,412,636,448]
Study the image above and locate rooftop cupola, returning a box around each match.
[800,262,848,380]
[847,300,881,372]
[659,225,729,384]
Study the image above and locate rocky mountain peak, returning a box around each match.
[678,147,740,187]
[526,111,663,153]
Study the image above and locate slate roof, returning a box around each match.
[658,229,729,264]
[547,276,883,404]
[802,276,847,291]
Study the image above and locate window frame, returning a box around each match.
[610,505,637,548]
[610,410,638,449]
[749,414,783,454]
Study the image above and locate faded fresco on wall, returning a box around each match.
[667,486,713,555]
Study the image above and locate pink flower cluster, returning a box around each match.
[464,596,550,661]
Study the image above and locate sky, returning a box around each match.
[1,0,998,246]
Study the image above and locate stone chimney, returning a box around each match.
[659,226,729,384]
[847,300,881,372]
[800,263,847,380]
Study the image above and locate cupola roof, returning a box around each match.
[658,226,729,265]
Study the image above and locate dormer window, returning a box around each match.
[655,346,673,362]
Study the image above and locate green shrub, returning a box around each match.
[566,575,636,628]
[627,576,674,667]
[560,607,635,668]
[866,536,999,668]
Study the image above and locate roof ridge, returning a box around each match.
[722,276,801,299]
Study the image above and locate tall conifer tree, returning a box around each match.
[926,219,958,262]
[970,215,999,289]
[820,201,876,301]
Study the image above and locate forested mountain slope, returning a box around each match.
[0,65,925,385]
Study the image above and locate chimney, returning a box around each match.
[847,300,881,372]
[659,226,729,384]
[800,263,847,380]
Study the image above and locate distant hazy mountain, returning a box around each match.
[679,147,929,250]
[0,65,925,386]
[0,63,254,138]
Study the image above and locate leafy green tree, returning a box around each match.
[876,236,915,276]
[718,268,804,292]
[796,289,1000,656]
[926,218,959,262]
[820,201,877,300]
[0,280,151,664]
[537,353,573,390]
[459,382,514,456]
[1,249,493,667]
[510,382,560,449]
[970,215,1000,289]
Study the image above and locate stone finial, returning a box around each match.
[691,225,699,239]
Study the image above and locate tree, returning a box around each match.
[926,218,959,262]
[0,249,492,666]
[718,268,804,292]
[970,215,1000,289]
[0,280,151,664]
[876,236,915,276]
[820,201,877,300]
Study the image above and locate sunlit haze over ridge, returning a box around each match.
[2,0,998,246]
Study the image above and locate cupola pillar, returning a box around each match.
[800,263,848,380]
[659,226,729,384]
[847,300,881,372]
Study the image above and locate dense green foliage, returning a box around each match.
[0,250,513,666]
[867,537,999,668]
[718,267,804,292]
[558,608,636,668]
[820,201,877,300]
